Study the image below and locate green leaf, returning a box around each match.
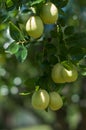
[31,0,45,6]
[6,42,19,54]
[45,44,57,56]
[61,60,74,70]
[24,78,38,92]
[9,21,24,41]
[79,65,86,76]
[6,0,14,9]
[79,64,86,68]
[64,26,75,36]
[16,45,28,62]
[19,92,31,96]
[81,71,86,76]
[80,67,86,76]
[69,46,85,61]
[65,32,86,48]
[68,47,83,55]
[58,17,66,27]
[53,0,69,8]
[58,8,65,16]
[0,10,7,23]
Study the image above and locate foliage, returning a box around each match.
[0,0,86,129]
[0,0,86,100]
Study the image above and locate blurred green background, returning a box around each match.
[0,0,86,130]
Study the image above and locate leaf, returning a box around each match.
[81,71,86,76]
[0,10,7,23]
[19,92,31,96]
[79,65,86,76]
[6,42,19,54]
[24,78,38,92]
[9,21,24,41]
[65,32,86,48]
[80,67,86,76]
[58,8,65,16]
[61,60,74,70]
[60,0,69,8]
[16,45,28,62]
[6,0,13,6]
[58,16,66,27]
[68,47,85,60]
[64,26,75,35]
[79,64,86,68]
[31,0,45,6]
[55,0,69,8]
[45,44,57,56]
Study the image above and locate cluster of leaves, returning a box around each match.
[0,0,86,94]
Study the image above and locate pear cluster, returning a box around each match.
[51,63,78,83]
[26,2,58,38]
[26,2,78,111]
[31,89,63,111]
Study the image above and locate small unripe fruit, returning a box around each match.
[51,63,65,83]
[62,65,78,82]
[49,92,63,111]
[40,2,58,24]
[26,16,44,38]
[31,89,49,110]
